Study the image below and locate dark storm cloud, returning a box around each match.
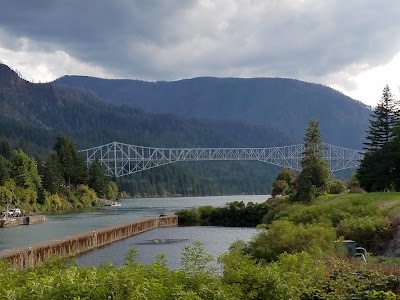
[1,0,400,82]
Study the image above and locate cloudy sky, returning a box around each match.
[1,0,399,106]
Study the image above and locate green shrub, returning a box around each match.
[336,216,391,253]
[329,180,346,194]
[176,208,200,225]
[248,220,336,262]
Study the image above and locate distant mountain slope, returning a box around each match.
[0,63,299,195]
[55,76,371,149]
[0,63,292,151]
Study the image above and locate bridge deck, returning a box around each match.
[79,142,363,177]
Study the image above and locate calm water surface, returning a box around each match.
[78,226,259,269]
[0,195,268,265]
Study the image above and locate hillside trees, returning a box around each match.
[357,85,399,191]
[40,154,64,194]
[88,161,109,199]
[293,120,332,202]
[53,136,88,187]
[0,146,42,211]
[0,135,112,213]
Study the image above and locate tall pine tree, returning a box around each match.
[358,85,398,191]
[53,136,88,187]
[364,85,398,151]
[293,120,331,202]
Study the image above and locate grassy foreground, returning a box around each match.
[1,192,400,299]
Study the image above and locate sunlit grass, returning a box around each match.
[317,192,400,204]
[316,192,400,219]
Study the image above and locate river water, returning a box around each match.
[0,195,268,268]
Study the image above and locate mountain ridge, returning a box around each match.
[55,75,371,149]
[0,63,292,151]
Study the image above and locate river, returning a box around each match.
[0,195,268,268]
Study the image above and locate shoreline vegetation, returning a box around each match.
[2,114,400,297]
[0,136,119,215]
[1,192,400,299]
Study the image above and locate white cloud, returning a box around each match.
[0,46,114,82]
[330,51,400,107]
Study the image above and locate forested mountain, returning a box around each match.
[0,64,291,150]
[55,75,371,149]
[0,63,293,195]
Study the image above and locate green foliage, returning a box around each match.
[294,120,332,202]
[329,179,346,194]
[40,153,64,194]
[75,184,97,207]
[176,201,269,227]
[248,220,336,262]
[10,149,41,190]
[336,216,391,252]
[0,237,399,299]
[262,192,396,255]
[176,208,201,226]
[0,155,9,185]
[358,85,399,192]
[0,135,121,212]
[53,135,88,187]
[105,180,119,200]
[271,168,296,197]
[181,241,216,276]
[88,160,109,198]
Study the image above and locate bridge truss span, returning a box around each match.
[79,142,364,177]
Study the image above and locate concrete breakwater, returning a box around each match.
[0,214,46,227]
[0,215,178,269]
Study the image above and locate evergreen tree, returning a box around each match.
[293,120,331,202]
[358,85,398,191]
[40,154,64,194]
[53,136,88,187]
[364,85,398,151]
[88,161,108,198]
[0,155,10,185]
[0,140,12,159]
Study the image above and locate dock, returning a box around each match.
[0,215,178,269]
[0,214,46,228]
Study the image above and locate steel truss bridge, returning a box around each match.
[79,142,364,177]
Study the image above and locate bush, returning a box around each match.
[176,208,200,225]
[248,220,336,262]
[329,180,346,194]
[336,216,391,253]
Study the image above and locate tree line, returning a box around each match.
[0,136,118,213]
[269,85,400,201]
[357,85,400,191]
